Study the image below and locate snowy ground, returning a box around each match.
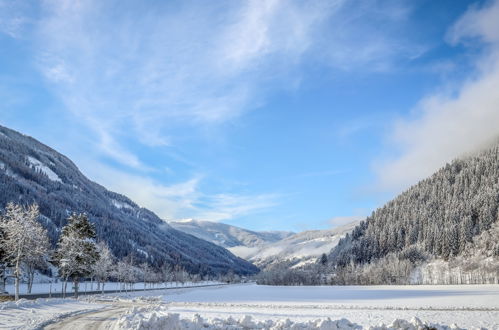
[2,284,498,329]
[109,283,499,329]
[0,298,107,329]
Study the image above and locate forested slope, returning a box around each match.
[327,143,499,284]
[0,125,258,276]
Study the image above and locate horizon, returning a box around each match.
[2,0,499,232]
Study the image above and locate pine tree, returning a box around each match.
[55,213,99,298]
[320,253,328,266]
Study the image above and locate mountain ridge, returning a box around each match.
[0,125,258,276]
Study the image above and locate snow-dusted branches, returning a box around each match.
[0,202,50,300]
[54,213,99,297]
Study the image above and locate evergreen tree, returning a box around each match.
[320,253,328,266]
[55,213,99,298]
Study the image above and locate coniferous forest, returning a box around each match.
[258,143,499,285]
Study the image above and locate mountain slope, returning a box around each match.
[0,125,258,275]
[327,143,499,283]
[169,219,293,259]
[247,221,359,269]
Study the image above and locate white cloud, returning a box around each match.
[83,162,278,222]
[376,0,499,191]
[30,0,425,169]
[33,0,333,168]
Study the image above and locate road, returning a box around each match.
[43,301,141,330]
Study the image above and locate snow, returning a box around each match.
[111,199,134,210]
[136,248,149,258]
[2,284,498,329]
[27,156,62,182]
[0,298,106,329]
[248,221,358,267]
[115,308,465,330]
[149,284,498,329]
[0,161,18,178]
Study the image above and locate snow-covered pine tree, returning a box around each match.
[55,213,99,298]
[0,203,50,300]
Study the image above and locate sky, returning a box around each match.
[1,0,499,232]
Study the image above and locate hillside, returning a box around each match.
[326,143,499,284]
[169,219,293,259]
[247,221,358,269]
[0,125,258,276]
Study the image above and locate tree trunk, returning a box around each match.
[0,265,6,294]
[14,275,20,300]
[27,267,35,294]
[14,259,21,300]
[74,279,79,298]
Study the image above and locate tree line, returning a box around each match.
[0,202,235,300]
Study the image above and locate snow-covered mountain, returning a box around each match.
[169,219,294,259]
[0,125,258,276]
[325,142,499,284]
[170,218,359,269]
[246,221,360,269]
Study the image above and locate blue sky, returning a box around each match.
[1,0,499,232]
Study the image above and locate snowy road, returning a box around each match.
[44,304,131,330]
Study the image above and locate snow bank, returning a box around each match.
[114,306,464,330]
[0,297,74,310]
[0,297,105,329]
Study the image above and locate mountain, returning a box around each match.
[0,125,258,276]
[168,219,294,259]
[247,221,359,269]
[326,143,499,284]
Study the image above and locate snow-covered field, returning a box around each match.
[2,284,498,329]
[112,283,499,329]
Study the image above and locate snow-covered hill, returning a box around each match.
[170,218,359,269]
[0,125,258,276]
[246,221,359,269]
[169,219,293,259]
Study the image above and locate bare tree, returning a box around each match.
[93,242,114,293]
[0,203,50,300]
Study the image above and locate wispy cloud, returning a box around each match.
[84,162,278,222]
[33,0,330,167]
[376,0,499,191]
[31,0,425,168]
[2,0,438,224]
